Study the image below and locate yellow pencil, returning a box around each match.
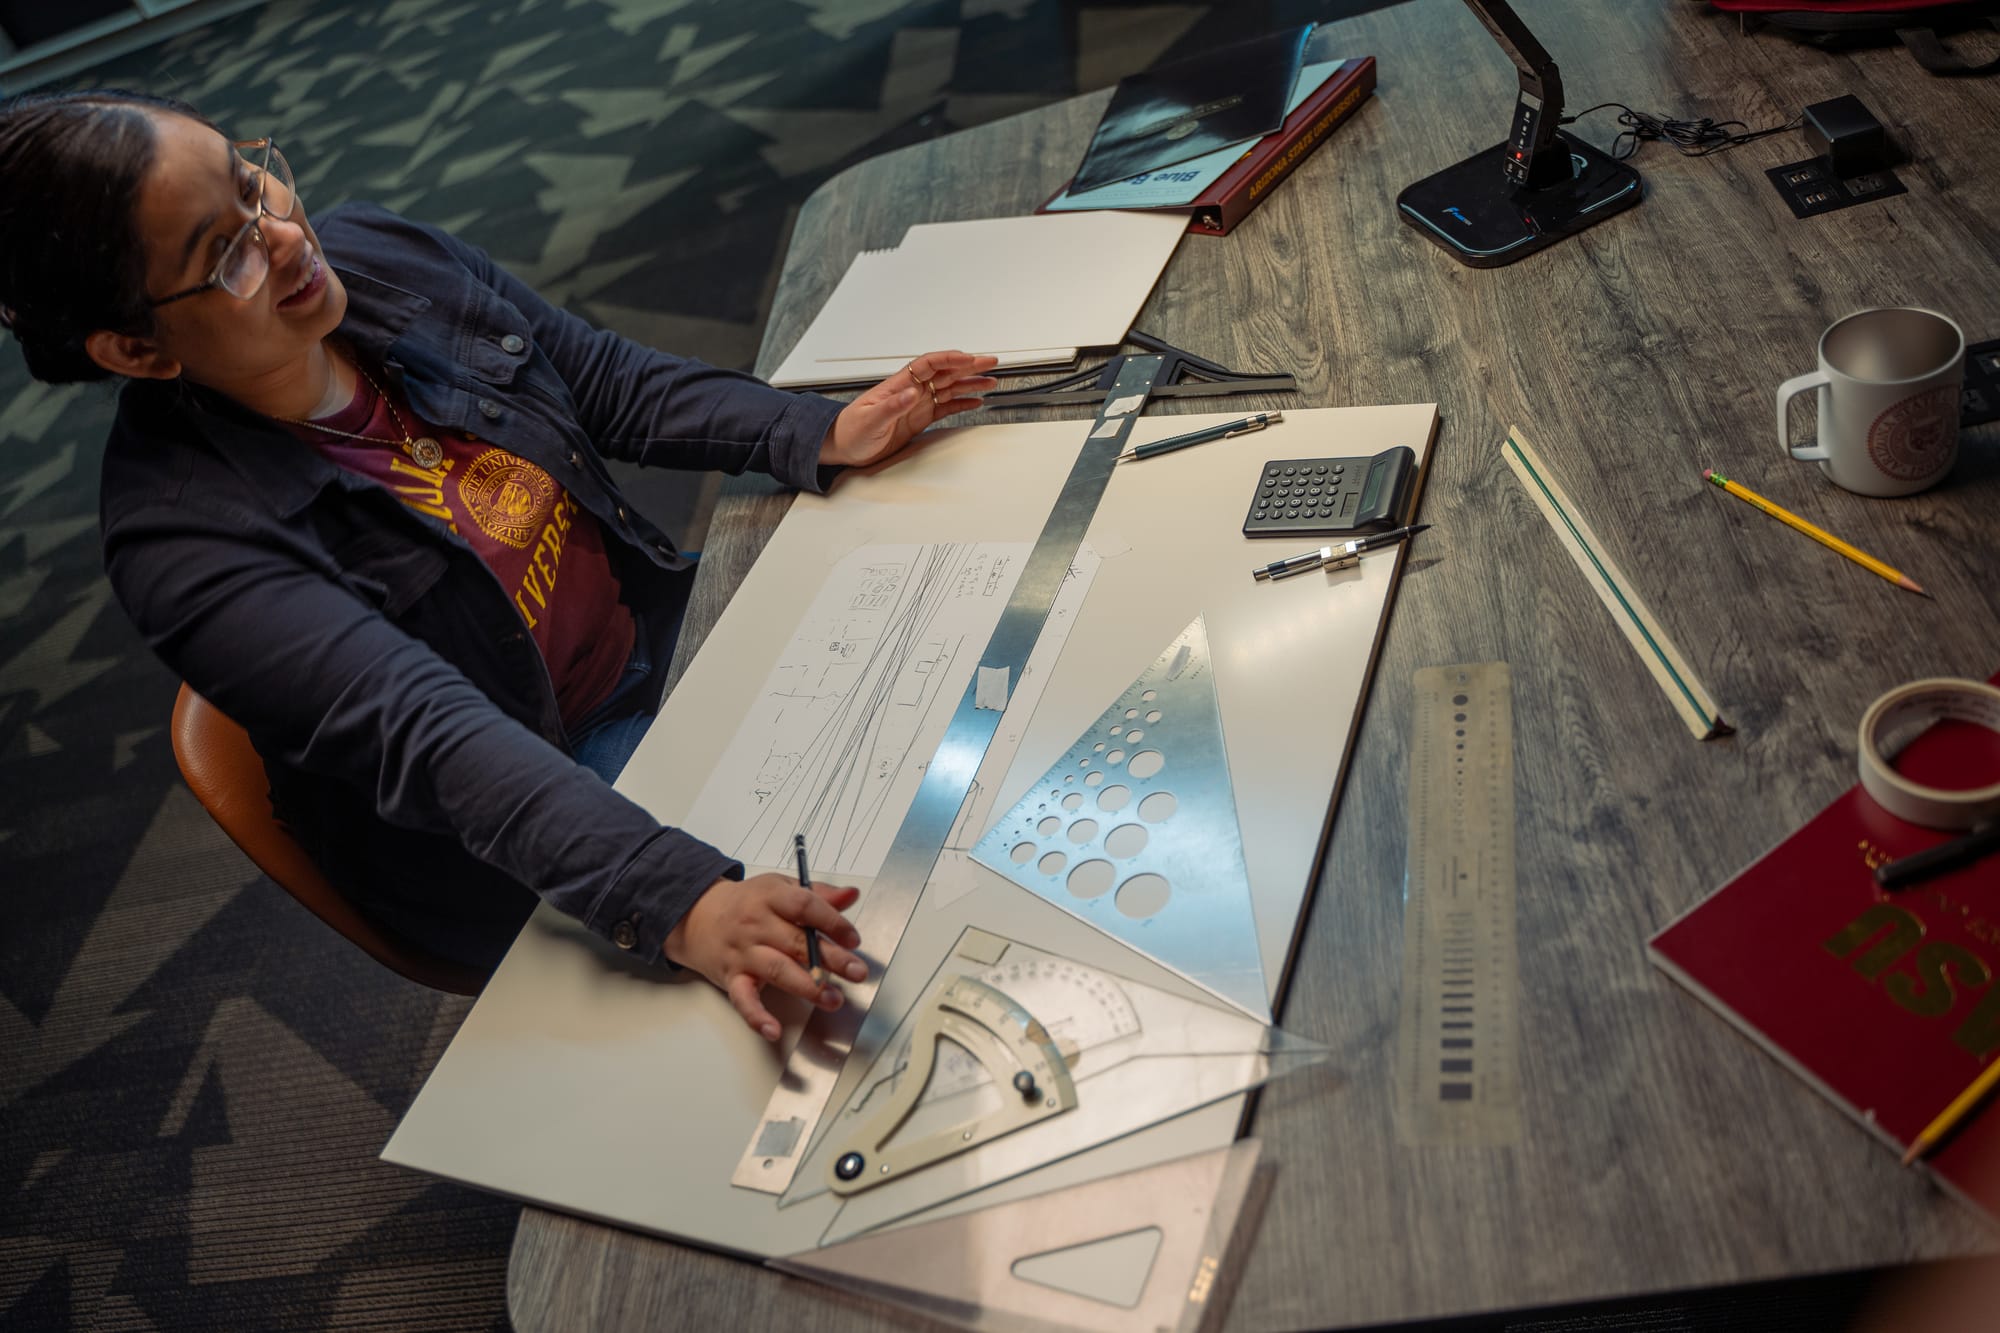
[1704,469,1930,599]
[1903,1057,2000,1165]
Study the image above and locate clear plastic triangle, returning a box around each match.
[771,1138,1265,1333]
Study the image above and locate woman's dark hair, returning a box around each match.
[0,89,212,384]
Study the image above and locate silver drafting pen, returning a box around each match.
[1251,524,1430,581]
[1116,411,1283,463]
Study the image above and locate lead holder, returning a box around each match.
[1777,305,1965,497]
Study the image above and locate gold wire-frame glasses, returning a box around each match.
[149,138,297,307]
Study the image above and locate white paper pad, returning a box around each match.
[768,212,1187,386]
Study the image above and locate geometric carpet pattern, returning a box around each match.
[0,0,1404,1327]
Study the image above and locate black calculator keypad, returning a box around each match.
[1243,449,1417,538]
[1249,462,1366,531]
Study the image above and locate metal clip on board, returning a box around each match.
[982,331,1297,410]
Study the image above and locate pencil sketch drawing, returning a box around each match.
[685,542,1032,876]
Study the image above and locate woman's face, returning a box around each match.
[131,111,346,390]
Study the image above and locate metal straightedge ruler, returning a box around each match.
[732,356,1169,1193]
[1394,663,1522,1146]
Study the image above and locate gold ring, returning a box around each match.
[905,362,933,391]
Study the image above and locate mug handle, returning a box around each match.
[1777,370,1832,462]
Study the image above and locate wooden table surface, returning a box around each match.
[509,1,2000,1327]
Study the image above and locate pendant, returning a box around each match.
[410,437,444,469]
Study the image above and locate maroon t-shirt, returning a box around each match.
[290,373,636,728]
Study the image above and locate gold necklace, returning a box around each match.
[278,362,445,469]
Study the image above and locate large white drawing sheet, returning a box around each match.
[383,405,1439,1262]
[684,542,1030,877]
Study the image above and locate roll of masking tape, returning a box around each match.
[1856,678,2000,830]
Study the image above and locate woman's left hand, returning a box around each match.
[820,351,1001,468]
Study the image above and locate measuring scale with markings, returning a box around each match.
[783,930,1328,1245]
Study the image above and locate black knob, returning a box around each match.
[1013,1070,1039,1100]
[835,1152,865,1181]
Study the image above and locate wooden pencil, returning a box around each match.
[1903,1056,2000,1165]
[1704,469,1930,599]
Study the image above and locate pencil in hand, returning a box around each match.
[793,833,825,984]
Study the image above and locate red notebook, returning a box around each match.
[1038,57,1377,238]
[1649,672,2000,1221]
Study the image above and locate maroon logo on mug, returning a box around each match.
[1868,385,1957,481]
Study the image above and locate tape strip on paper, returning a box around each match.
[1857,678,2000,830]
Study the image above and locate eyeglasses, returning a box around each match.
[149,139,297,308]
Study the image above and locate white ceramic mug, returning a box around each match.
[1776,306,1964,497]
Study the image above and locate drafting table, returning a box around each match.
[500,0,2000,1325]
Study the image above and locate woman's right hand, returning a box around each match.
[664,873,869,1041]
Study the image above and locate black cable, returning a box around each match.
[1559,102,1801,161]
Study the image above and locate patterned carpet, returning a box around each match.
[0,0,1405,1328]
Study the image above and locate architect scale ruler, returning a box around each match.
[1394,663,1523,1146]
[970,616,1268,1020]
[782,928,1326,1244]
[1501,427,1728,740]
[733,356,1168,1193]
[771,1139,1264,1333]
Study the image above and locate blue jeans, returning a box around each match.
[571,704,655,784]
[569,628,661,784]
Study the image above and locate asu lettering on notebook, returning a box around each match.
[1823,897,2000,1060]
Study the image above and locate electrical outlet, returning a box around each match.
[1767,156,1907,219]
[1965,338,2000,429]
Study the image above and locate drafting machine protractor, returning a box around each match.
[886,954,1142,1106]
[785,929,1329,1246]
[971,616,1269,1020]
[827,976,1077,1196]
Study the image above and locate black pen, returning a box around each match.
[1251,524,1430,581]
[1876,821,2000,892]
[793,833,825,983]
[1116,411,1283,463]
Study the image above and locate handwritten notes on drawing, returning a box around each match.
[685,543,1031,878]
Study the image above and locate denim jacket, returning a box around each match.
[99,203,843,971]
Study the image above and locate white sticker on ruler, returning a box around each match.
[1104,393,1147,416]
[975,666,1011,710]
[1089,419,1124,440]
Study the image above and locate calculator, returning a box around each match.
[1242,446,1418,538]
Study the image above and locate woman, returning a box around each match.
[0,89,998,1041]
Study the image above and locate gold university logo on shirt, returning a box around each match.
[459,450,556,549]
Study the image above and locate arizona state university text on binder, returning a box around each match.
[1650,672,2000,1221]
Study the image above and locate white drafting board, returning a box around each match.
[384,403,1439,1257]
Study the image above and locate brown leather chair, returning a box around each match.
[170,683,487,996]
